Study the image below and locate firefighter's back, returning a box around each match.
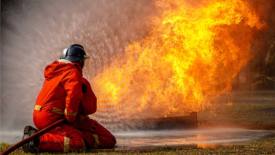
[33,60,81,129]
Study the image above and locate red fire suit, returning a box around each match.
[33,60,116,152]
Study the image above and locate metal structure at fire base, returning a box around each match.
[109,112,198,131]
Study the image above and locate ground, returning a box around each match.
[198,91,275,129]
[1,91,275,154]
[1,135,275,155]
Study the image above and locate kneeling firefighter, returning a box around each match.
[23,44,116,153]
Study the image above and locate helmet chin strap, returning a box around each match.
[79,60,85,69]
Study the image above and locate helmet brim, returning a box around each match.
[66,55,89,62]
[84,55,90,59]
[66,56,83,62]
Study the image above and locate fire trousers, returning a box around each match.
[38,118,116,152]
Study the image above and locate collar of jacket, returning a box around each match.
[58,59,83,74]
[58,59,73,64]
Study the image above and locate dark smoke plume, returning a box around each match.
[233,0,275,90]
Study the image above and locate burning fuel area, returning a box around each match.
[1,0,275,150]
[89,0,275,132]
[91,0,275,126]
[86,0,275,148]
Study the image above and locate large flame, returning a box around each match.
[93,0,262,118]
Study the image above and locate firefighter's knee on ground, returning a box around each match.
[109,134,117,148]
[100,134,116,148]
[66,137,86,152]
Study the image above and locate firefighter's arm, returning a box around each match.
[62,70,83,122]
[81,77,97,115]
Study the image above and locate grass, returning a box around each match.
[1,135,275,155]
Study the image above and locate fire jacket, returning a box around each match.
[79,77,97,115]
[33,60,97,128]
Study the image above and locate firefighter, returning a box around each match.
[22,44,116,153]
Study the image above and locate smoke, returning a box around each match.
[1,0,275,132]
[233,0,275,90]
[1,0,155,130]
[0,1,3,131]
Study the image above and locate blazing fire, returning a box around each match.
[93,0,263,118]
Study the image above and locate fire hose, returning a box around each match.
[1,119,65,155]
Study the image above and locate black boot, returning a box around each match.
[22,125,39,153]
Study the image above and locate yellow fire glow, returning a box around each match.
[93,0,262,118]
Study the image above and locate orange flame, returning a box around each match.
[93,0,263,118]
